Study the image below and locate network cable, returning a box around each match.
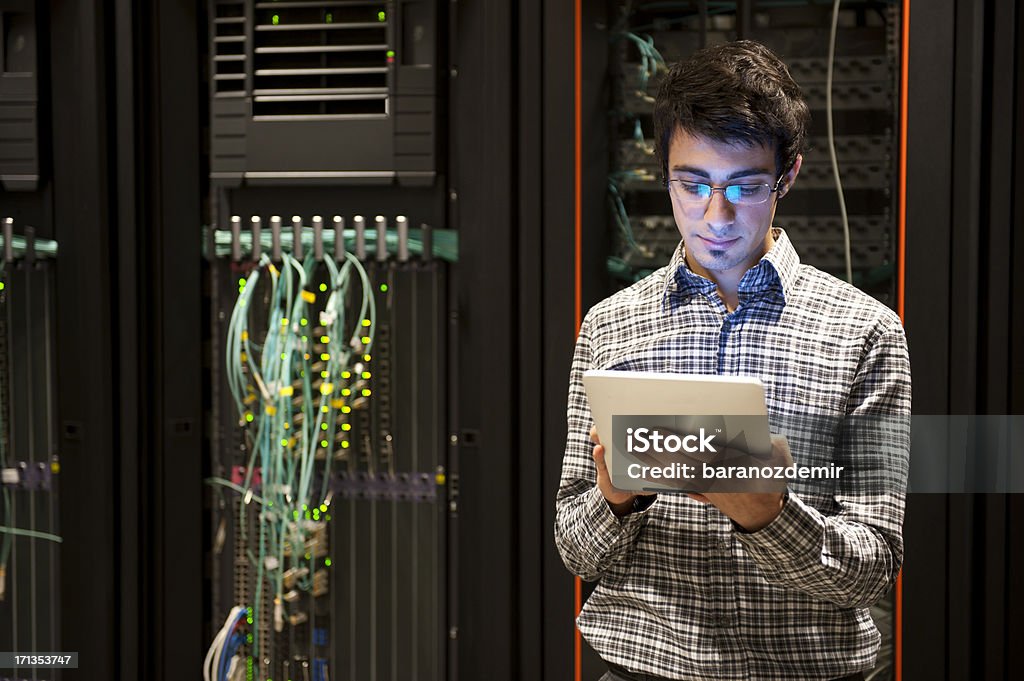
[210,235,380,671]
[826,0,854,284]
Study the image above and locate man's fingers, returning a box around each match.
[590,425,601,446]
[592,443,607,472]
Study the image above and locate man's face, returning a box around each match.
[666,129,799,285]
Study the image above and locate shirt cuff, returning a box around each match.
[731,491,824,569]
[632,493,658,513]
[579,487,654,556]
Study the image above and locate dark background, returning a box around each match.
[0,0,1022,679]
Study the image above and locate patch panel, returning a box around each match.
[806,135,891,164]
[801,81,893,111]
[797,161,891,190]
[793,239,892,270]
[208,211,450,680]
[786,55,891,84]
[778,214,891,244]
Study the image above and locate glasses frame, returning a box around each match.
[666,172,788,207]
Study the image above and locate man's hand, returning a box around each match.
[591,426,655,517]
[687,434,790,532]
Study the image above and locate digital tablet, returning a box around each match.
[582,370,774,492]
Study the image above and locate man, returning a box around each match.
[555,40,910,681]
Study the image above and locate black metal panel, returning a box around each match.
[111,1,142,678]
[1013,1,1024,415]
[50,1,119,680]
[946,0,984,416]
[981,0,1015,414]
[516,0,544,679]
[50,0,205,678]
[147,0,205,677]
[901,495,949,680]
[580,1,610,308]
[452,0,517,677]
[945,494,976,679]
[1008,495,1024,673]
[902,1,1024,678]
[980,495,1007,680]
[901,0,955,669]
[540,0,577,677]
[579,3,615,676]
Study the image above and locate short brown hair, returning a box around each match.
[653,40,810,181]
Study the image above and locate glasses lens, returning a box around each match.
[726,184,770,205]
[672,181,771,205]
[672,181,711,202]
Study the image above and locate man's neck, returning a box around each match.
[717,284,741,312]
[686,231,776,313]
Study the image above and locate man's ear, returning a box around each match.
[778,154,802,198]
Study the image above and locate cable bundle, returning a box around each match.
[208,246,376,672]
[203,606,247,681]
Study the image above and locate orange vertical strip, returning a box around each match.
[574,0,583,334]
[896,572,904,680]
[895,2,910,681]
[897,0,910,326]
[574,1,584,681]
[575,575,583,680]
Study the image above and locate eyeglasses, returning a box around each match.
[667,174,787,206]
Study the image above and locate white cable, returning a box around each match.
[826,0,854,284]
[204,606,243,681]
[207,611,231,681]
[215,606,245,681]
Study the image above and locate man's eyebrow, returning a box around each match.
[670,165,774,180]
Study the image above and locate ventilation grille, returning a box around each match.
[251,0,390,119]
[212,1,247,96]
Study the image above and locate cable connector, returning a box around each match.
[283,566,309,589]
[274,597,285,633]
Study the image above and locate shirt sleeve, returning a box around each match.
[734,316,911,608]
[554,312,656,582]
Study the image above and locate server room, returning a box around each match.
[0,1,1022,680]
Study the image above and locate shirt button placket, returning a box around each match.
[717,316,733,375]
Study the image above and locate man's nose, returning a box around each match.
[703,190,735,230]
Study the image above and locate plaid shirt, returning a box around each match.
[555,228,911,680]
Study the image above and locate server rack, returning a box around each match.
[571,3,903,678]
[201,2,456,680]
[0,223,61,681]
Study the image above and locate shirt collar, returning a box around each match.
[661,227,800,309]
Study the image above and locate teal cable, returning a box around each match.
[0,526,62,543]
[0,235,59,259]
